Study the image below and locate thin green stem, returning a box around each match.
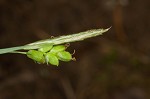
[10,51,27,54]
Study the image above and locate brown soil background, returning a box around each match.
[0,0,150,99]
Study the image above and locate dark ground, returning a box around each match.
[0,0,150,99]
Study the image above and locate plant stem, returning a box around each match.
[0,28,110,54]
[10,51,27,54]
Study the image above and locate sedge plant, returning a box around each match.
[0,28,110,66]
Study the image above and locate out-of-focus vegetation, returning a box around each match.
[0,0,149,99]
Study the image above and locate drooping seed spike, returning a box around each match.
[27,50,45,63]
[50,45,66,54]
[57,51,72,62]
[45,52,59,66]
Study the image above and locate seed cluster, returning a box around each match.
[26,45,72,66]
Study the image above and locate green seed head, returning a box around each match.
[27,50,45,63]
[50,45,66,54]
[45,52,59,66]
[26,44,73,66]
[57,51,72,62]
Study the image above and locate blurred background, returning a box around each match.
[0,0,150,99]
